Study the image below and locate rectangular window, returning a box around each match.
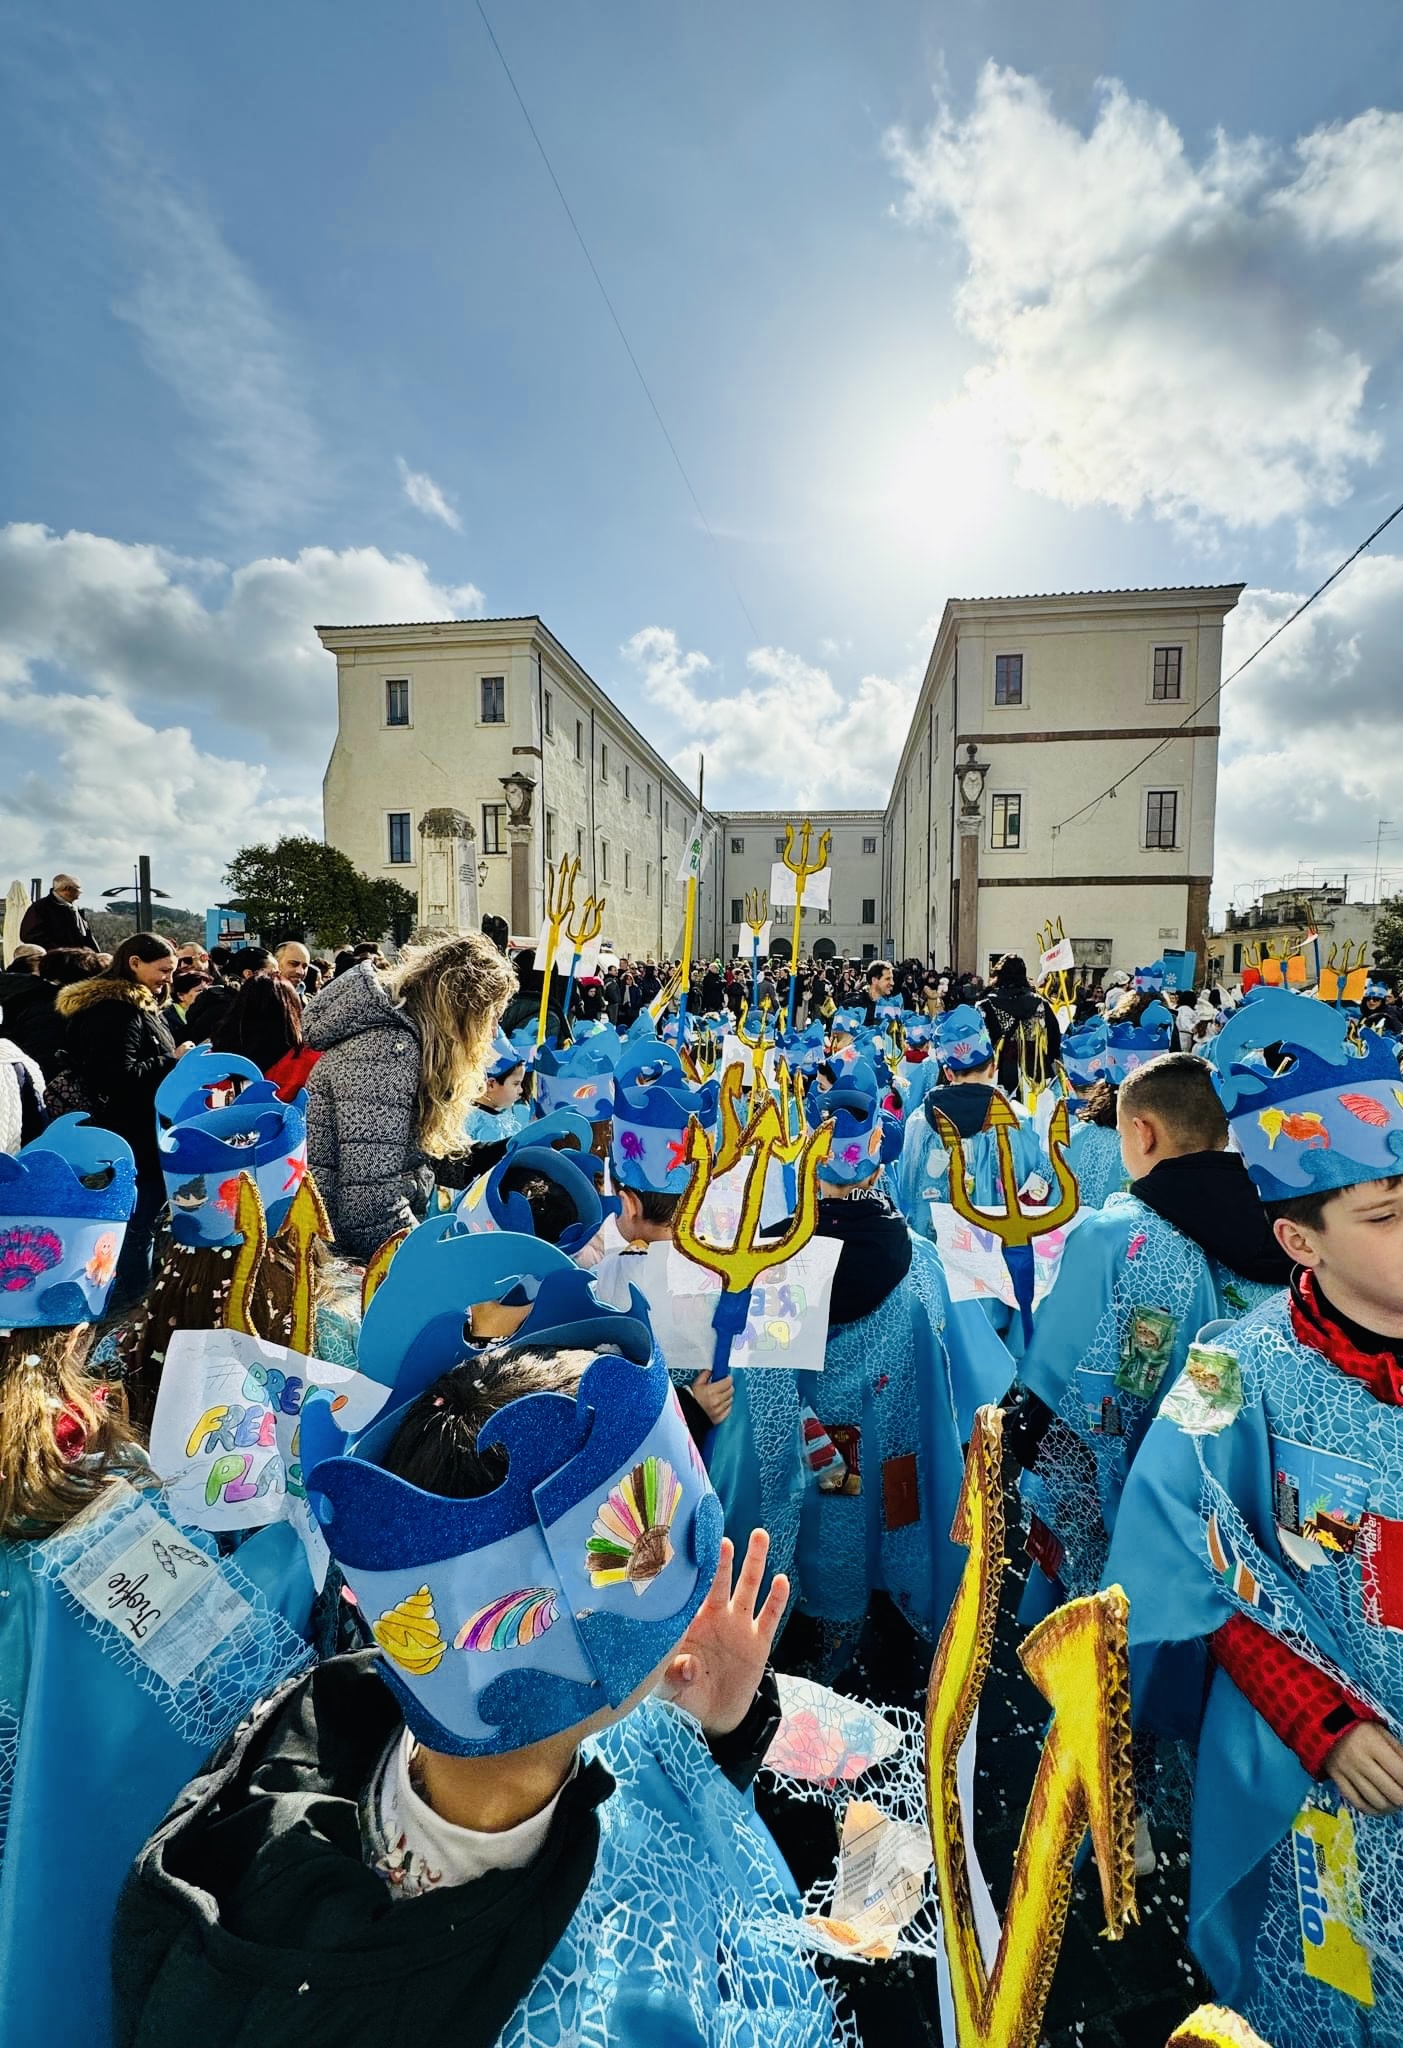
[624,850,632,890]
[387,812,412,865]
[600,840,610,882]
[545,811,556,861]
[862,835,877,855]
[665,799,671,829]
[646,783,653,815]
[480,675,506,723]
[862,943,876,962]
[1152,646,1183,701]
[1145,789,1179,849]
[775,836,786,854]
[481,804,506,856]
[624,764,631,801]
[731,897,744,923]
[575,719,583,761]
[600,742,609,782]
[990,794,1022,849]
[385,679,410,727]
[576,826,584,859]
[861,897,876,924]
[646,862,653,898]
[994,654,1023,706]
[543,688,554,735]
[730,836,745,853]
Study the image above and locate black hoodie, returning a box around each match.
[1129,1149,1293,1288]
[113,1653,779,2048]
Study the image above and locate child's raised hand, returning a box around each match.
[1327,1722,1403,1815]
[656,1531,787,1737]
[689,1368,734,1425]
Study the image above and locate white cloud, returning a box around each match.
[886,67,1393,530]
[397,457,462,531]
[0,522,485,909]
[623,626,918,808]
[1213,553,1403,910]
[108,146,322,531]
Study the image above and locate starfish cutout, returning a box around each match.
[665,1135,690,1174]
[283,1155,308,1193]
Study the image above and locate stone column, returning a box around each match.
[415,808,479,941]
[498,772,537,939]
[954,744,989,978]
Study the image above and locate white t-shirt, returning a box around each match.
[366,1730,573,1900]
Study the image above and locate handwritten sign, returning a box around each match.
[929,1203,1083,1308]
[150,1329,390,1586]
[593,1234,841,1377]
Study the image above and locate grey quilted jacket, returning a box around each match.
[304,965,430,1259]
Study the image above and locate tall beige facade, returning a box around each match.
[319,618,719,960]
[319,585,1238,976]
[884,586,1241,975]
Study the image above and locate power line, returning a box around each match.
[473,0,764,646]
[1050,495,1403,839]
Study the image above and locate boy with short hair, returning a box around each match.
[896,1003,1051,1234]
[1109,989,1403,2046]
[1013,1051,1289,1609]
[113,1229,840,2048]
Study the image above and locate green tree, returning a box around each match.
[224,836,417,948]
[1372,895,1403,982]
[88,903,205,950]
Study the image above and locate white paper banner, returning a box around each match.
[735,921,773,960]
[150,1329,390,1588]
[769,862,831,912]
[593,1233,841,1378]
[1038,937,1075,977]
[927,1204,1083,1308]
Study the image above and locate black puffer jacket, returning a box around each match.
[0,971,65,1078]
[979,985,1061,1094]
[56,976,179,1165]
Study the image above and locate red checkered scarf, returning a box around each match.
[1290,1268,1403,1408]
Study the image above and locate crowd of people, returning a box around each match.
[4,864,1403,2046]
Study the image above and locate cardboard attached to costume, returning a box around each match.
[150,1329,391,1587]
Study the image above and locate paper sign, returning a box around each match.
[60,1484,252,1687]
[1038,937,1075,978]
[928,1203,1082,1309]
[593,1234,841,1377]
[765,1675,903,1784]
[768,862,831,912]
[150,1329,390,1588]
[736,922,773,959]
[805,1799,932,1960]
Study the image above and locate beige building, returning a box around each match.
[1207,883,1379,987]
[884,586,1241,976]
[319,586,1238,979]
[718,812,885,962]
[319,617,719,961]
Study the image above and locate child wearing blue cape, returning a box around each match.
[463,1028,534,1147]
[114,1226,842,2048]
[896,1004,1052,1232]
[0,1118,311,2048]
[1056,1018,1126,1210]
[1109,990,1403,2045]
[1011,1052,1289,1611]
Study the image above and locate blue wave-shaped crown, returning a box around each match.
[934,1003,994,1074]
[610,1075,718,1194]
[0,1118,137,1327]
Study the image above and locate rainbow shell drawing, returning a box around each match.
[372,1586,446,1675]
[586,1457,684,1594]
[455,1587,560,1652]
[0,1226,64,1294]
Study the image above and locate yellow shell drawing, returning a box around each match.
[372,1585,446,1675]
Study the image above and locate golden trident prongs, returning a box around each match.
[780,820,831,1032]
[535,853,580,1047]
[672,1082,833,1394]
[559,888,605,1021]
[934,1094,1079,1342]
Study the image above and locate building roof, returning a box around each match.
[947,584,1246,604]
[717,809,884,822]
[314,615,539,632]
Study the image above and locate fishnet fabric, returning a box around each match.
[25,1483,311,1755]
[498,1697,855,2047]
[1066,1122,1126,1210]
[1179,1302,1403,2044]
[0,1702,17,1876]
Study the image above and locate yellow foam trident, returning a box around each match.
[933,1094,1079,1341]
[1036,914,1075,1030]
[672,1080,833,1390]
[780,819,831,1031]
[1321,938,1370,1007]
[925,1407,1137,2048]
[535,854,580,1046]
[560,888,605,1020]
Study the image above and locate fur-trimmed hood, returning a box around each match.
[55,975,160,1018]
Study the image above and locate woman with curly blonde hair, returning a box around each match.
[304,931,517,1258]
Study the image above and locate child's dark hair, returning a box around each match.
[625,1187,681,1226]
[499,1164,580,1247]
[1267,1176,1403,1232]
[1075,1078,1118,1129]
[381,1348,595,1498]
[1117,1053,1227,1150]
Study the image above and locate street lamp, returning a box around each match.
[102,856,169,933]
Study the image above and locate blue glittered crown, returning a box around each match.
[1103,1002,1175,1085]
[455,1144,616,1258]
[1062,1019,1110,1088]
[901,1014,933,1051]
[486,1027,531,1080]
[934,1003,994,1074]
[611,1074,719,1195]
[806,1061,898,1185]
[1209,988,1403,1203]
[533,1036,620,1121]
[302,1226,719,1755]
[0,1116,137,1328]
[830,1007,864,1037]
[158,1083,308,1246]
[154,1048,264,1130]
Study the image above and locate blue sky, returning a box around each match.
[2,1,1402,915]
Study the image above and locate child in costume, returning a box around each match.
[0,1118,311,2048]
[464,1028,534,1147]
[896,1004,1051,1233]
[1058,1018,1127,1210]
[1109,988,1403,2046]
[1014,1052,1290,1614]
[114,1226,843,2048]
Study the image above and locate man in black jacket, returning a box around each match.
[979,954,1061,1094]
[113,1318,829,2048]
[19,873,97,952]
